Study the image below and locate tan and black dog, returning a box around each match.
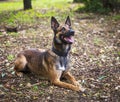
[14,16,84,91]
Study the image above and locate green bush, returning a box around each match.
[79,0,110,13]
[75,0,120,13]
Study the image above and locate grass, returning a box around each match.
[0,0,119,27]
[7,54,14,61]
[112,14,120,21]
[117,51,120,56]
[0,32,2,35]
[32,85,39,91]
[0,0,74,26]
[0,0,73,11]
[94,38,101,46]
[5,41,11,47]
[8,32,19,37]
[93,37,104,47]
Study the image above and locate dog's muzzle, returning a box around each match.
[66,29,75,36]
[61,29,75,44]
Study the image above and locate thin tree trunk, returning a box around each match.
[23,0,32,10]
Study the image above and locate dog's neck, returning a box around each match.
[52,40,71,57]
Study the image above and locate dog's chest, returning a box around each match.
[56,56,68,71]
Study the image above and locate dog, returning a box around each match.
[14,16,84,91]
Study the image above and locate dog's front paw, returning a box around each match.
[73,81,80,87]
[74,82,86,92]
[72,85,80,91]
[80,86,86,92]
[16,72,23,77]
[73,85,85,92]
[79,84,86,92]
[74,81,86,92]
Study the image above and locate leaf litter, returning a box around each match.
[0,12,120,102]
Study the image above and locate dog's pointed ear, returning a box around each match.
[51,16,59,30]
[65,16,71,26]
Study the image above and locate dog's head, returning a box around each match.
[51,16,75,44]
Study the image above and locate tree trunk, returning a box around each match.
[23,0,32,10]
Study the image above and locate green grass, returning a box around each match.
[32,85,39,91]
[33,0,72,9]
[117,51,120,56]
[7,54,14,61]
[0,1,23,11]
[112,14,120,21]
[8,32,19,37]
[0,0,72,11]
[5,41,11,47]
[93,37,104,46]
[0,0,74,26]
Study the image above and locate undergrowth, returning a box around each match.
[76,0,111,14]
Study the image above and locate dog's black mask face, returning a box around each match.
[51,16,75,44]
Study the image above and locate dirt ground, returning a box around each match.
[0,13,120,102]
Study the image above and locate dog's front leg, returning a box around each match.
[52,79,80,91]
[63,72,85,92]
[62,72,79,86]
[49,70,80,91]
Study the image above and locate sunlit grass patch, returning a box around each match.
[0,0,74,26]
[33,0,72,9]
[0,1,23,11]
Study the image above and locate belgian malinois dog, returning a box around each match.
[14,16,84,91]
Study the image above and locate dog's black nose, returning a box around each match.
[69,29,75,35]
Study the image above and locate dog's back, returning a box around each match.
[14,49,58,76]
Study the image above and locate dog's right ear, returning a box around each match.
[51,16,59,30]
[65,16,71,26]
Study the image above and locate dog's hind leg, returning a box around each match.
[14,54,27,77]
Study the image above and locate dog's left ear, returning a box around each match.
[65,16,71,26]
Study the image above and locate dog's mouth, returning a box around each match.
[61,35,74,44]
[61,29,75,44]
[63,36,74,43]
